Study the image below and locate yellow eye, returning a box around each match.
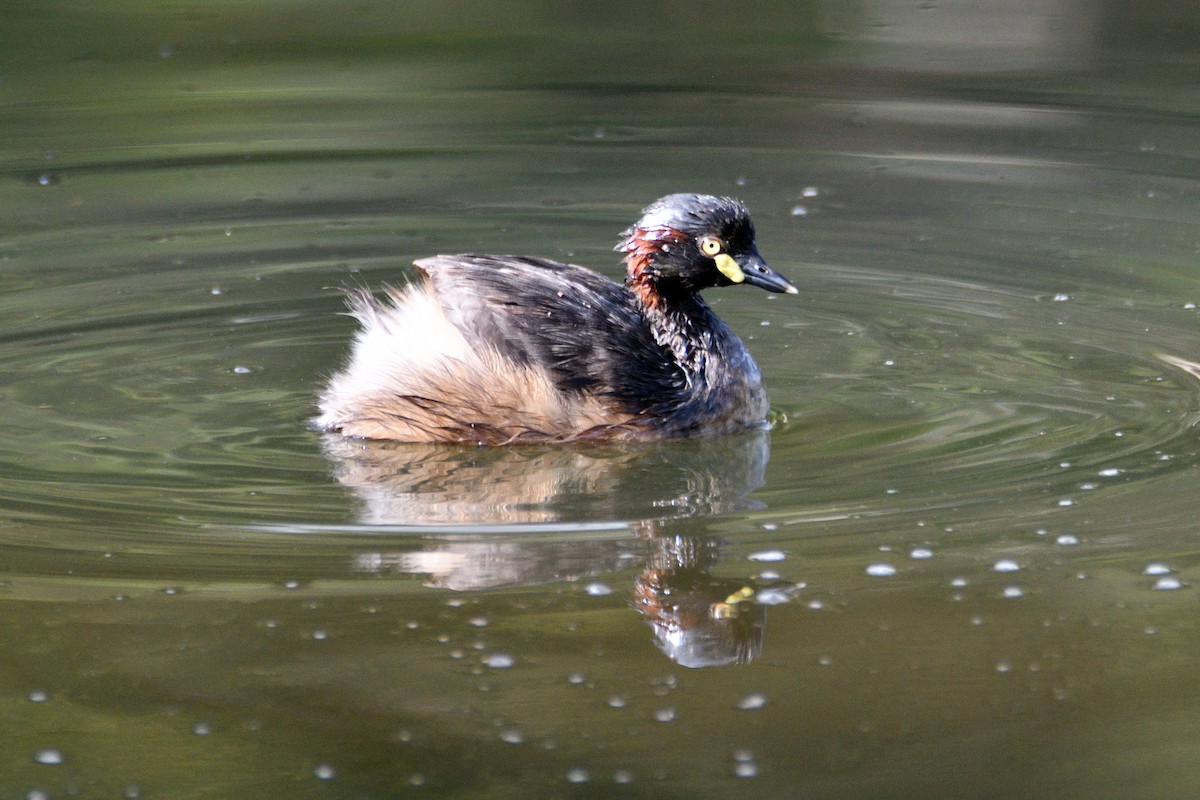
[699,236,723,256]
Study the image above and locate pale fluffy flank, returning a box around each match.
[315,283,633,443]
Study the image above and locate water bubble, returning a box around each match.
[232,365,253,375]
[1002,586,1025,598]
[790,205,808,216]
[469,616,489,627]
[566,768,590,784]
[995,661,1013,673]
[1154,577,1183,591]
[613,769,635,784]
[866,562,897,577]
[500,729,524,744]
[802,186,819,197]
[607,695,627,708]
[585,582,613,596]
[1098,467,1123,477]
[28,690,49,703]
[1057,498,1074,507]
[737,692,767,710]
[1055,534,1079,546]
[1052,293,1071,302]
[950,577,968,588]
[910,547,933,560]
[732,748,758,777]
[748,549,786,562]
[567,672,586,685]
[483,652,514,669]
[1144,563,1172,576]
[314,763,335,780]
[807,598,825,610]
[409,772,426,786]
[192,722,211,736]
[756,588,791,605]
[735,176,747,186]
[33,749,64,765]
[654,707,676,723]
[993,559,1021,573]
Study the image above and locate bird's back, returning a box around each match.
[315,255,691,443]
[417,254,689,404]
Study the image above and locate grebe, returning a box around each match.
[316,193,796,444]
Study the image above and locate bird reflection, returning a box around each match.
[322,429,790,667]
[320,429,770,525]
[634,534,766,668]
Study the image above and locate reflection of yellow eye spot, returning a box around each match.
[699,236,723,256]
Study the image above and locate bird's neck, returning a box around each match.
[630,286,718,383]
[624,250,720,378]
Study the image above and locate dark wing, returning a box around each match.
[414,254,687,408]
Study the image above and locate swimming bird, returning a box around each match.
[315,193,796,444]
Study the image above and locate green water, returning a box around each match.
[3,2,1200,798]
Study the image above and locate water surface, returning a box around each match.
[3,2,1200,798]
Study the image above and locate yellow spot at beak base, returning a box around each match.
[714,253,745,283]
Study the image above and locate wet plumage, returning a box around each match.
[315,194,797,444]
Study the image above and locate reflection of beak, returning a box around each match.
[710,585,756,619]
[717,249,798,294]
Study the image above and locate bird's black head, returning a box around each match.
[617,194,797,304]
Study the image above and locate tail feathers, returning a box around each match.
[316,283,638,443]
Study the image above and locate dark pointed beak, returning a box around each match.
[739,249,798,295]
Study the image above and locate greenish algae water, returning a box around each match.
[2,2,1200,798]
